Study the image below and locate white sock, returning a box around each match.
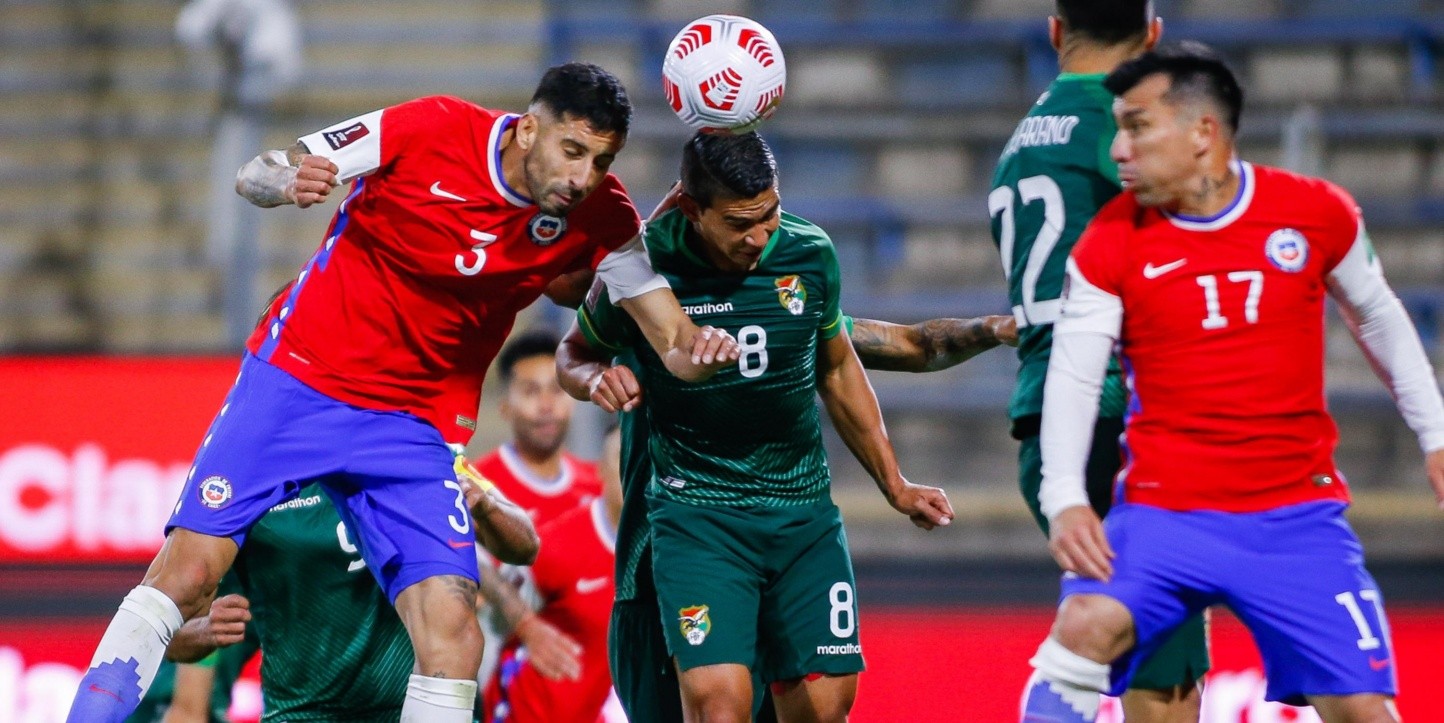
[88,585,185,695]
[400,674,478,723]
[1026,637,1110,720]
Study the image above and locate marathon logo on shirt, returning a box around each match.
[323,122,370,150]
[681,301,734,316]
[268,495,322,513]
[528,213,567,246]
[817,642,862,655]
[1002,114,1081,157]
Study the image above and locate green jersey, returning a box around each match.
[580,208,844,508]
[231,484,413,722]
[990,73,1127,425]
[613,359,652,603]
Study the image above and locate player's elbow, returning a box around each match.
[507,527,541,566]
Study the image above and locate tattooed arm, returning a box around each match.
[849,315,1017,373]
[234,141,339,209]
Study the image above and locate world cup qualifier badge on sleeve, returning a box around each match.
[679,605,711,646]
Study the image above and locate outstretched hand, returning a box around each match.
[887,480,953,530]
[517,614,582,681]
[1049,506,1114,581]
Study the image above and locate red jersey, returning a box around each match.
[484,500,616,723]
[473,444,602,526]
[1070,162,1360,512]
[245,96,641,443]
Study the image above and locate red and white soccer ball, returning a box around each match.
[662,14,786,134]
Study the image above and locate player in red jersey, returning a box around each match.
[476,329,603,525]
[68,63,738,723]
[1018,44,1444,723]
[482,425,624,723]
[472,328,601,688]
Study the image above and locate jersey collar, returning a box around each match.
[499,443,573,495]
[1163,160,1255,232]
[590,499,616,554]
[488,114,533,208]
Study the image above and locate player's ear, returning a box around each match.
[515,113,540,152]
[1146,17,1163,50]
[678,193,703,223]
[1191,113,1218,158]
[1047,16,1063,53]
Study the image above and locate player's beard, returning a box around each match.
[516,417,569,460]
[524,154,579,217]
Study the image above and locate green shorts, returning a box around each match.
[610,542,777,723]
[1018,416,1211,690]
[649,496,865,683]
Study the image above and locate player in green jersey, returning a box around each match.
[558,131,954,723]
[125,637,258,723]
[989,2,1208,720]
[162,466,537,721]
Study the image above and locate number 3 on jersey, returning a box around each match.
[990,175,1065,327]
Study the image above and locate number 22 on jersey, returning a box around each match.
[990,175,1065,327]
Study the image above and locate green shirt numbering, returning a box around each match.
[990,73,1127,423]
[580,209,844,509]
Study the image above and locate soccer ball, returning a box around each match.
[662,14,786,134]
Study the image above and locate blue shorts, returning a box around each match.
[167,353,479,603]
[1062,500,1396,705]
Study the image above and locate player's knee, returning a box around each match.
[690,696,749,723]
[1053,594,1133,662]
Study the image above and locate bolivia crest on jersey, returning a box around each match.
[774,275,806,315]
[199,476,233,509]
[528,213,567,246]
[1265,228,1308,273]
[679,604,711,646]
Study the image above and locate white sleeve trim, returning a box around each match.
[1056,259,1124,338]
[297,108,384,183]
[1327,227,1444,453]
[1039,260,1123,521]
[596,234,670,301]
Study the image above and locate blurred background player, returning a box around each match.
[162,462,536,721]
[1022,42,1444,723]
[560,131,954,723]
[125,641,257,723]
[989,2,1210,719]
[472,328,602,690]
[66,62,739,723]
[482,425,624,723]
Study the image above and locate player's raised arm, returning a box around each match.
[816,330,953,530]
[1039,258,1121,581]
[235,140,340,209]
[616,287,739,383]
[849,315,1017,373]
[1325,218,1444,505]
[455,457,539,565]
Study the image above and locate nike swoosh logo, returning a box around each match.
[448,539,474,549]
[430,182,466,202]
[1143,258,1188,279]
[1369,656,1391,671]
[576,576,609,594]
[88,685,122,701]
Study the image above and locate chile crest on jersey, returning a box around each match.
[1265,228,1309,273]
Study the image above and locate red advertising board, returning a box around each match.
[0,357,238,563]
[7,608,1444,722]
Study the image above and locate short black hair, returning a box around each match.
[679,131,778,209]
[1104,41,1244,134]
[497,328,561,384]
[1056,0,1153,46]
[530,62,632,137]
